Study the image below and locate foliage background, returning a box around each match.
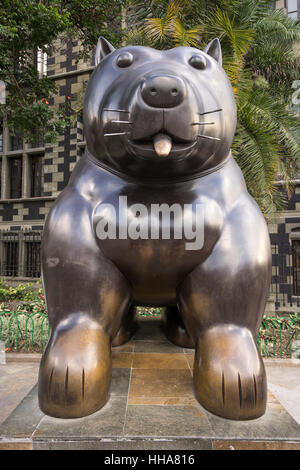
[0,0,300,216]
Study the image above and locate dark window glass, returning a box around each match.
[10,131,23,151]
[9,157,22,198]
[292,240,300,294]
[0,121,3,153]
[30,155,43,197]
[25,241,41,277]
[3,240,18,276]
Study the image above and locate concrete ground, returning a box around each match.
[265,360,300,426]
[0,319,299,450]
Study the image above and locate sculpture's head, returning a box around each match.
[83,37,237,178]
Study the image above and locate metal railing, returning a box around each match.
[0,311,299,358]
[0,230,42,278]
[270,241,300,311]
[257,316,299,358]
[0,311,49,353]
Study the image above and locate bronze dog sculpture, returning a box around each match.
[38,37,271,420]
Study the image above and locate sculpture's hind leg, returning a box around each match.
[112,306,138,347]
[178,199,271,420]
[161,306,194,349]
[38,194,131,418]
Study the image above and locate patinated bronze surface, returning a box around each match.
[38,37,271,420]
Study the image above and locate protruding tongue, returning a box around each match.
[153,133,172,157]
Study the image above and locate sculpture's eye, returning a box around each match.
[189,55,206,70]
[116,52,134,68]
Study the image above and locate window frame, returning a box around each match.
[292,238,300,295]
[9,156,23,199]
[0,120,3,153]
[284,0,300,19]
[30,154,43,198]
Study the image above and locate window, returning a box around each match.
[30,154,43,197]
[0,230,42,278]
[10,131,23,151]
[25,241,41,277]
[0,120,3,153]
[34,47,47,78]
[9,157,22,198]
[292,240,300,294]
[0,159,2,198]
[30,131,44,149]
[286,0,299,19]
[3,239,19,276]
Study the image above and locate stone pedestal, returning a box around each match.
[1,320,299,450]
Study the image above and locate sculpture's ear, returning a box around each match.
[95,37,115,66]
[203,38,222,66]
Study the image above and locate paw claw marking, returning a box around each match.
[222,371,225,405]
[65,367,69,399]
[253,374,257,406]
[238,373,242,408]
[221,373,260,408]
[82,369,85,400]
[47,366,85,403]
[48,368,54,400]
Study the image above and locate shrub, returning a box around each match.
[0,279,43,302]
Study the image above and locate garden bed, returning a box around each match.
[0,279,299,357]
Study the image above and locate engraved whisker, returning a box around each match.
[103,108,130,113]
[104,132,131,137]
[197,134,221,141]
[192,122,215,126]
[111,120,132,124]
[198,109,223,116]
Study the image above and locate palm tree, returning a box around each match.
[125,0,300,217]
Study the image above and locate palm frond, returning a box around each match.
[143,0,181,46]
[256,9,300,42]
[204,7,255,58]
[125,0,300,217]
[233,73,300,214]
[171,21,203,47]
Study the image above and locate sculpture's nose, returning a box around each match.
[141,75,185,108]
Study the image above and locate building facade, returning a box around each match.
[0,3,300,315]
[0,37,93,281]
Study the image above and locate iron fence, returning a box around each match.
[0,229,42,278]
[0,311,49,353]
[257,315,299,358]
[0,311,298,358]
[270,242,300,311]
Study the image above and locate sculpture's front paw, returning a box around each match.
[38,314,111,418]
[193,324,267,420]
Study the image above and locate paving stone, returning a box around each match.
[132,353,189,369]
[205,400,300,440]
[129,369,193,400]
[110,368,131,397]
[32,397,128,440]
[133,319,166,341]
[33,438,212,450]
[124,404,214,438]
[0,385,43,438]
[134,340,184,353]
